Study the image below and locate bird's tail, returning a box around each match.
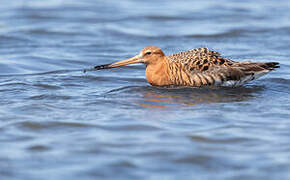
[239,61,280,83]
[260,62,280,70]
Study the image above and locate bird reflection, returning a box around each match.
[105,85,264,108]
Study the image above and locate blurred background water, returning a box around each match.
[1,0,290,179]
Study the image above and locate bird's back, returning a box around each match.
[165,48,279,87]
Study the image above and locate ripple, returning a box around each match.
[82,75,145,83]
[188,134,252,144]
[173,155,212,165]
[268,78,290,85]
[28,94,72,100]
[27,145,51,152]
[13,121,93,131]
[109,160,137,169]
[0,35,32,44]
[104,124,162,132]
[0,82,28,87]
[144,15,192,21]
[7,120,162,134]
[23,28,91,37]
[185,29,244,38]
[33,83,62,90]
[265,78,290,94]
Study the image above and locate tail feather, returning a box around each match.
[261,62,280,70]
[237,61,280,84]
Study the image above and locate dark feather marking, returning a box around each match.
[219,58,225,65]
[195,74,202,86]
[202,65,209,71]
[208,74,215,85]
[203,75,210,85]
[218,74,225,82]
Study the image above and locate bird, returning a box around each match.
[84,46,279,87]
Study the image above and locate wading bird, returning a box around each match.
[84,46,279,87]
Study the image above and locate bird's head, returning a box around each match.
[86,46,165,71]
[139,46,165,65]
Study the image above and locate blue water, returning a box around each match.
[1,0,290,179]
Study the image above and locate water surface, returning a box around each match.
[1,0,290,179]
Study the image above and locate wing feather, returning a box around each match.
[167,48,278,87]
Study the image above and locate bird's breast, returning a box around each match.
[145,62,172,86]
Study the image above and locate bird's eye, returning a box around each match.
[145,51,152,56]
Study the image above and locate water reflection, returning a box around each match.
[105,85,265,108]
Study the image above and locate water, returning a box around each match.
[1,0,290,179]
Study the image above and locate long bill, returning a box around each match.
[83,55,143,73]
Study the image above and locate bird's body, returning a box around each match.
[87,46,279,87]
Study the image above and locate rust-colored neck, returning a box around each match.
[145,57,172,86]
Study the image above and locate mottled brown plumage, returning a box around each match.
[86,46,279,87]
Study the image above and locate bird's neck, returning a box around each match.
[145,57,172,86]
